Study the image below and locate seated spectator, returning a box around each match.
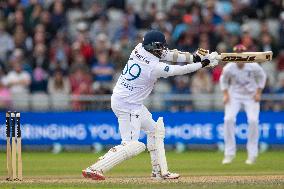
[2,60,31,95]
[69,66,92,111]
[113,16,137,43]
[274,74,284,111]
[10,48,33,75]
[0,22,14,63]
[191,69,212,94]
[261,78,274,111]
[93,33,111,56]
[259,33,278,57]
[73,22,94,64]
[49,31,71,72]
[90,14,113,43]
[91,52,114,85]
[0,80,11,111]
[31,43,49,71]
[277,50,284,71]
[275,74,284,94]
[30,67,48,93]
[48,69,70,95]
[168,76,192,112]
[50,1,66,30]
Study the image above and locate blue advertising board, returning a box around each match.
[0,112,283,145]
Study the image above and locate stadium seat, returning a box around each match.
[12,93,30,111]
[192,93,213,110]
[31,93,50,111]
[50,94,71,111]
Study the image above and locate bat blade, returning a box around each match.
[218,51,273,63]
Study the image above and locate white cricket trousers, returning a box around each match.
[224,98,260,158]
[111,99,159,171]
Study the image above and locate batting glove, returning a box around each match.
[206,52,219,68]
[193,48,209,63]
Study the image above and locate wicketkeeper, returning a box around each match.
[220,44,267,165]
[82,30,219,180]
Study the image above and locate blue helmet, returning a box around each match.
[142,30,167,53]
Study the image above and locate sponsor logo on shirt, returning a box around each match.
[134,50,150,64]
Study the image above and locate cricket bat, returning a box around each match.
[16,112,22,181]
[6,112,12,180]
[11,113,17,180]
[217,51,273,63]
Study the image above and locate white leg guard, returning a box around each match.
[90,141,146,173]
[155,117,168,176]
[147,134,160,173]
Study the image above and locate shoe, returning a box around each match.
[222,155,235,164]
[245,156,256,165]
[151,171,180,180]
[82,168,105,180]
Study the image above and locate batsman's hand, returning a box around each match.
[193,48,209,63]
[206,52,219,68]
[254,90,262,102]
[223,91,230,104]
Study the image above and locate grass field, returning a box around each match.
[0,151,284,188]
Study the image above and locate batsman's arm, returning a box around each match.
[219,65,231,92]
[220,67,231,104]
[153,60,211,79]
[255,64,267,89]
[161,48,209,64]
[161,49,193,63]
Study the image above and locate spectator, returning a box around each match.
[0,0,281,111]
[49,31,71,71]
[168,76,192,112]
[90,14,113,43]
[259,33,278,57]
[50,1,66,30]
[93,33,111,56]
[113,16,137,43]
[277,50,284,71]
[261,78,274,111]
[48,69,70,95]
[0,22,14,63]
[274,74,284,111]
[0,80,11,111]
[31,43,49,71]
[191,69,212,94]
[30,66,48,93]
[2,59,31,95]
[91,51,114,86]
[74,22,94,64]
[69,66,92,111]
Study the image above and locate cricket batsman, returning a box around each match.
[82,30,219,180]
[220,44,267,165]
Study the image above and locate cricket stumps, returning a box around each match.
[6,111,22,181]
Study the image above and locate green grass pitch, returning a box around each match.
[0,151,283,188]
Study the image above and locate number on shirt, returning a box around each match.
[122,63,141,81]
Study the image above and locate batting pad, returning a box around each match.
[90,141,146,173]
[155,117,168,176]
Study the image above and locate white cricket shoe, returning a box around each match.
[222,155,235,164]
[151,171,180,180]
[245,156,257,165]
[82,168,105,180]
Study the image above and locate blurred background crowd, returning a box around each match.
[0,0,283,112]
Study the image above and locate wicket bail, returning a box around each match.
[6,111,22,181]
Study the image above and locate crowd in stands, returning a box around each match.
[0,0,283,111]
